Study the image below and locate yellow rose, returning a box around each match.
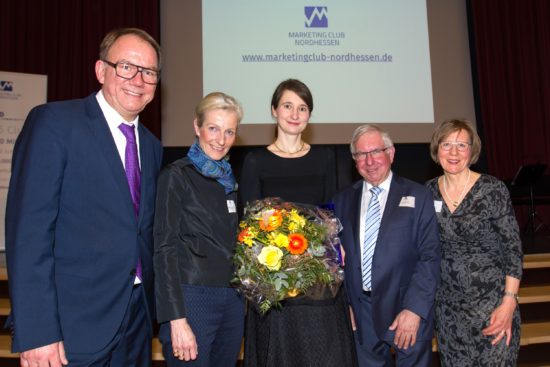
[257,245,283,271]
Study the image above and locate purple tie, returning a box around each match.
[119,123,142,280]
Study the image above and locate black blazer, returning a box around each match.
[153,157,239,323]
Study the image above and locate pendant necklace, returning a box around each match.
[273,140,304,155]
[443,169,471,207]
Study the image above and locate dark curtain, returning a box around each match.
[468,0,550,228]
[0,0,161,137]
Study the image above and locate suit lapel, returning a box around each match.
[84,95,137,223]
[378,174,402,241]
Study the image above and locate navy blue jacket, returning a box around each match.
[6,93,162,353]
[333,174,440,344]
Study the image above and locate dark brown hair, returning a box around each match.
[271,79,313,112]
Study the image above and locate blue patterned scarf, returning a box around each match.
[187,140,237,194]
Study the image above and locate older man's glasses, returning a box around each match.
[439,141,471,152]
[102,60,160,85]
[352,147,390,161]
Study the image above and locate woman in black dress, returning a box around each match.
[154,92,245,366]
[240,79,357,367]
[426,119,522,366]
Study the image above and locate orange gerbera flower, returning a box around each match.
[259,210,283,231]
[238,228,250,243]
[287,233,308,255]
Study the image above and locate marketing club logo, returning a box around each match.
[304,6,328,28]
[0,81,14,92]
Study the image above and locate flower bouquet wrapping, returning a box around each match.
[233,197,344,314]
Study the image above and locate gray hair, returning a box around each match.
[350,124,394,154]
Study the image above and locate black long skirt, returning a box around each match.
[243,287,358,367]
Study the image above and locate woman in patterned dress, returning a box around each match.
[425,119,522,366]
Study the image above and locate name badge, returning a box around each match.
[434,200,443,213]
[227,200,237,213]
[399,196,415,208]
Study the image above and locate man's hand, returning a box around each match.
[388,309,421,350]
[20,341,67,367]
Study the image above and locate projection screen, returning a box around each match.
[160,0,475,146]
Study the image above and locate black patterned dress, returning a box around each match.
[426,174,522,366]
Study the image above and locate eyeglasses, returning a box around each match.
[439,141,471,152]
[102,60,160,85]
[352,147,390,161]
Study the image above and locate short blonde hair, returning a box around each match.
[195,92,244,127]
[430,119,482,165]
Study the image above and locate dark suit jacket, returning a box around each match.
[5,93,162,353]
[333,173,440,344]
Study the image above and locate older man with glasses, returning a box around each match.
[333,124,441,367]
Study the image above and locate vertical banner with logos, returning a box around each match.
[0,71,48,250]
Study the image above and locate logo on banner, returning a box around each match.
[0,81,13,92]
[304,6,328,28]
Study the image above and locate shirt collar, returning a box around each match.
[364,171,393,193]
[96,90,139,129]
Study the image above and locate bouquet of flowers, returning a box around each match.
[233,197,344,314]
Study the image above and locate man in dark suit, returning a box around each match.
[333,124,440,367]
[5,28,163,366]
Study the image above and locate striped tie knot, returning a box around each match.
[370,186,382,198]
